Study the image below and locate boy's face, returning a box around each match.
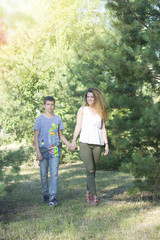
[44,101,55,113]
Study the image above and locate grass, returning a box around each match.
[0,162,160,240]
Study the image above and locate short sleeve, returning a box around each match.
[59,117,64,131]
[34,116,41,131]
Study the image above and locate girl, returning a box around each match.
[71,87,109,205]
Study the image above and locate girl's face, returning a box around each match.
[87,92,95,107]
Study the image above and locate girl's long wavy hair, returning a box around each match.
[83,87,107,121]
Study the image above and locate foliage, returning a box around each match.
[0,145,35,197]
[0,0,104,144]
[105,0,160,193]
[98,151,121,171]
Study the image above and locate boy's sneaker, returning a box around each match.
[43,195,49,203]
[49,198,60,207]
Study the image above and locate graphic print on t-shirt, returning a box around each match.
[48,123,59,156]
[40,123,59,157]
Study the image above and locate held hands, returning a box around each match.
[70,141,77,151]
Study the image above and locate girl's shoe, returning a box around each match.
[86,191,91,203]
[91,195,99,206]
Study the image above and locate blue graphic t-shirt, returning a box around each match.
[34,114,64,158]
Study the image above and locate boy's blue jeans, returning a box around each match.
[39,156,59,201]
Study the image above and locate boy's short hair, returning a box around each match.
[44,96,55,104]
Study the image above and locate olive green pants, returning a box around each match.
[80,142,102,195]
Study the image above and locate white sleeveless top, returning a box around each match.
[79,107,104,145]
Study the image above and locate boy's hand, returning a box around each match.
[36,151,43,161]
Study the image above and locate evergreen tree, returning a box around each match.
[105,0,160,194]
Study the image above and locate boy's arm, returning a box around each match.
[34,130,43,161]
[59,130,71,148]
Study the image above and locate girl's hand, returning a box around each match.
[104,144,109,156]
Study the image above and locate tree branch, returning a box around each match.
[126,0,156,34]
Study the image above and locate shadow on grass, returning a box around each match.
[0,162,157,227]
[0,174,41,224]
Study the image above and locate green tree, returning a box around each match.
[104,0,160,194]
[0,0,108,161]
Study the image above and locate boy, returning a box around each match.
[34,96,71,206]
